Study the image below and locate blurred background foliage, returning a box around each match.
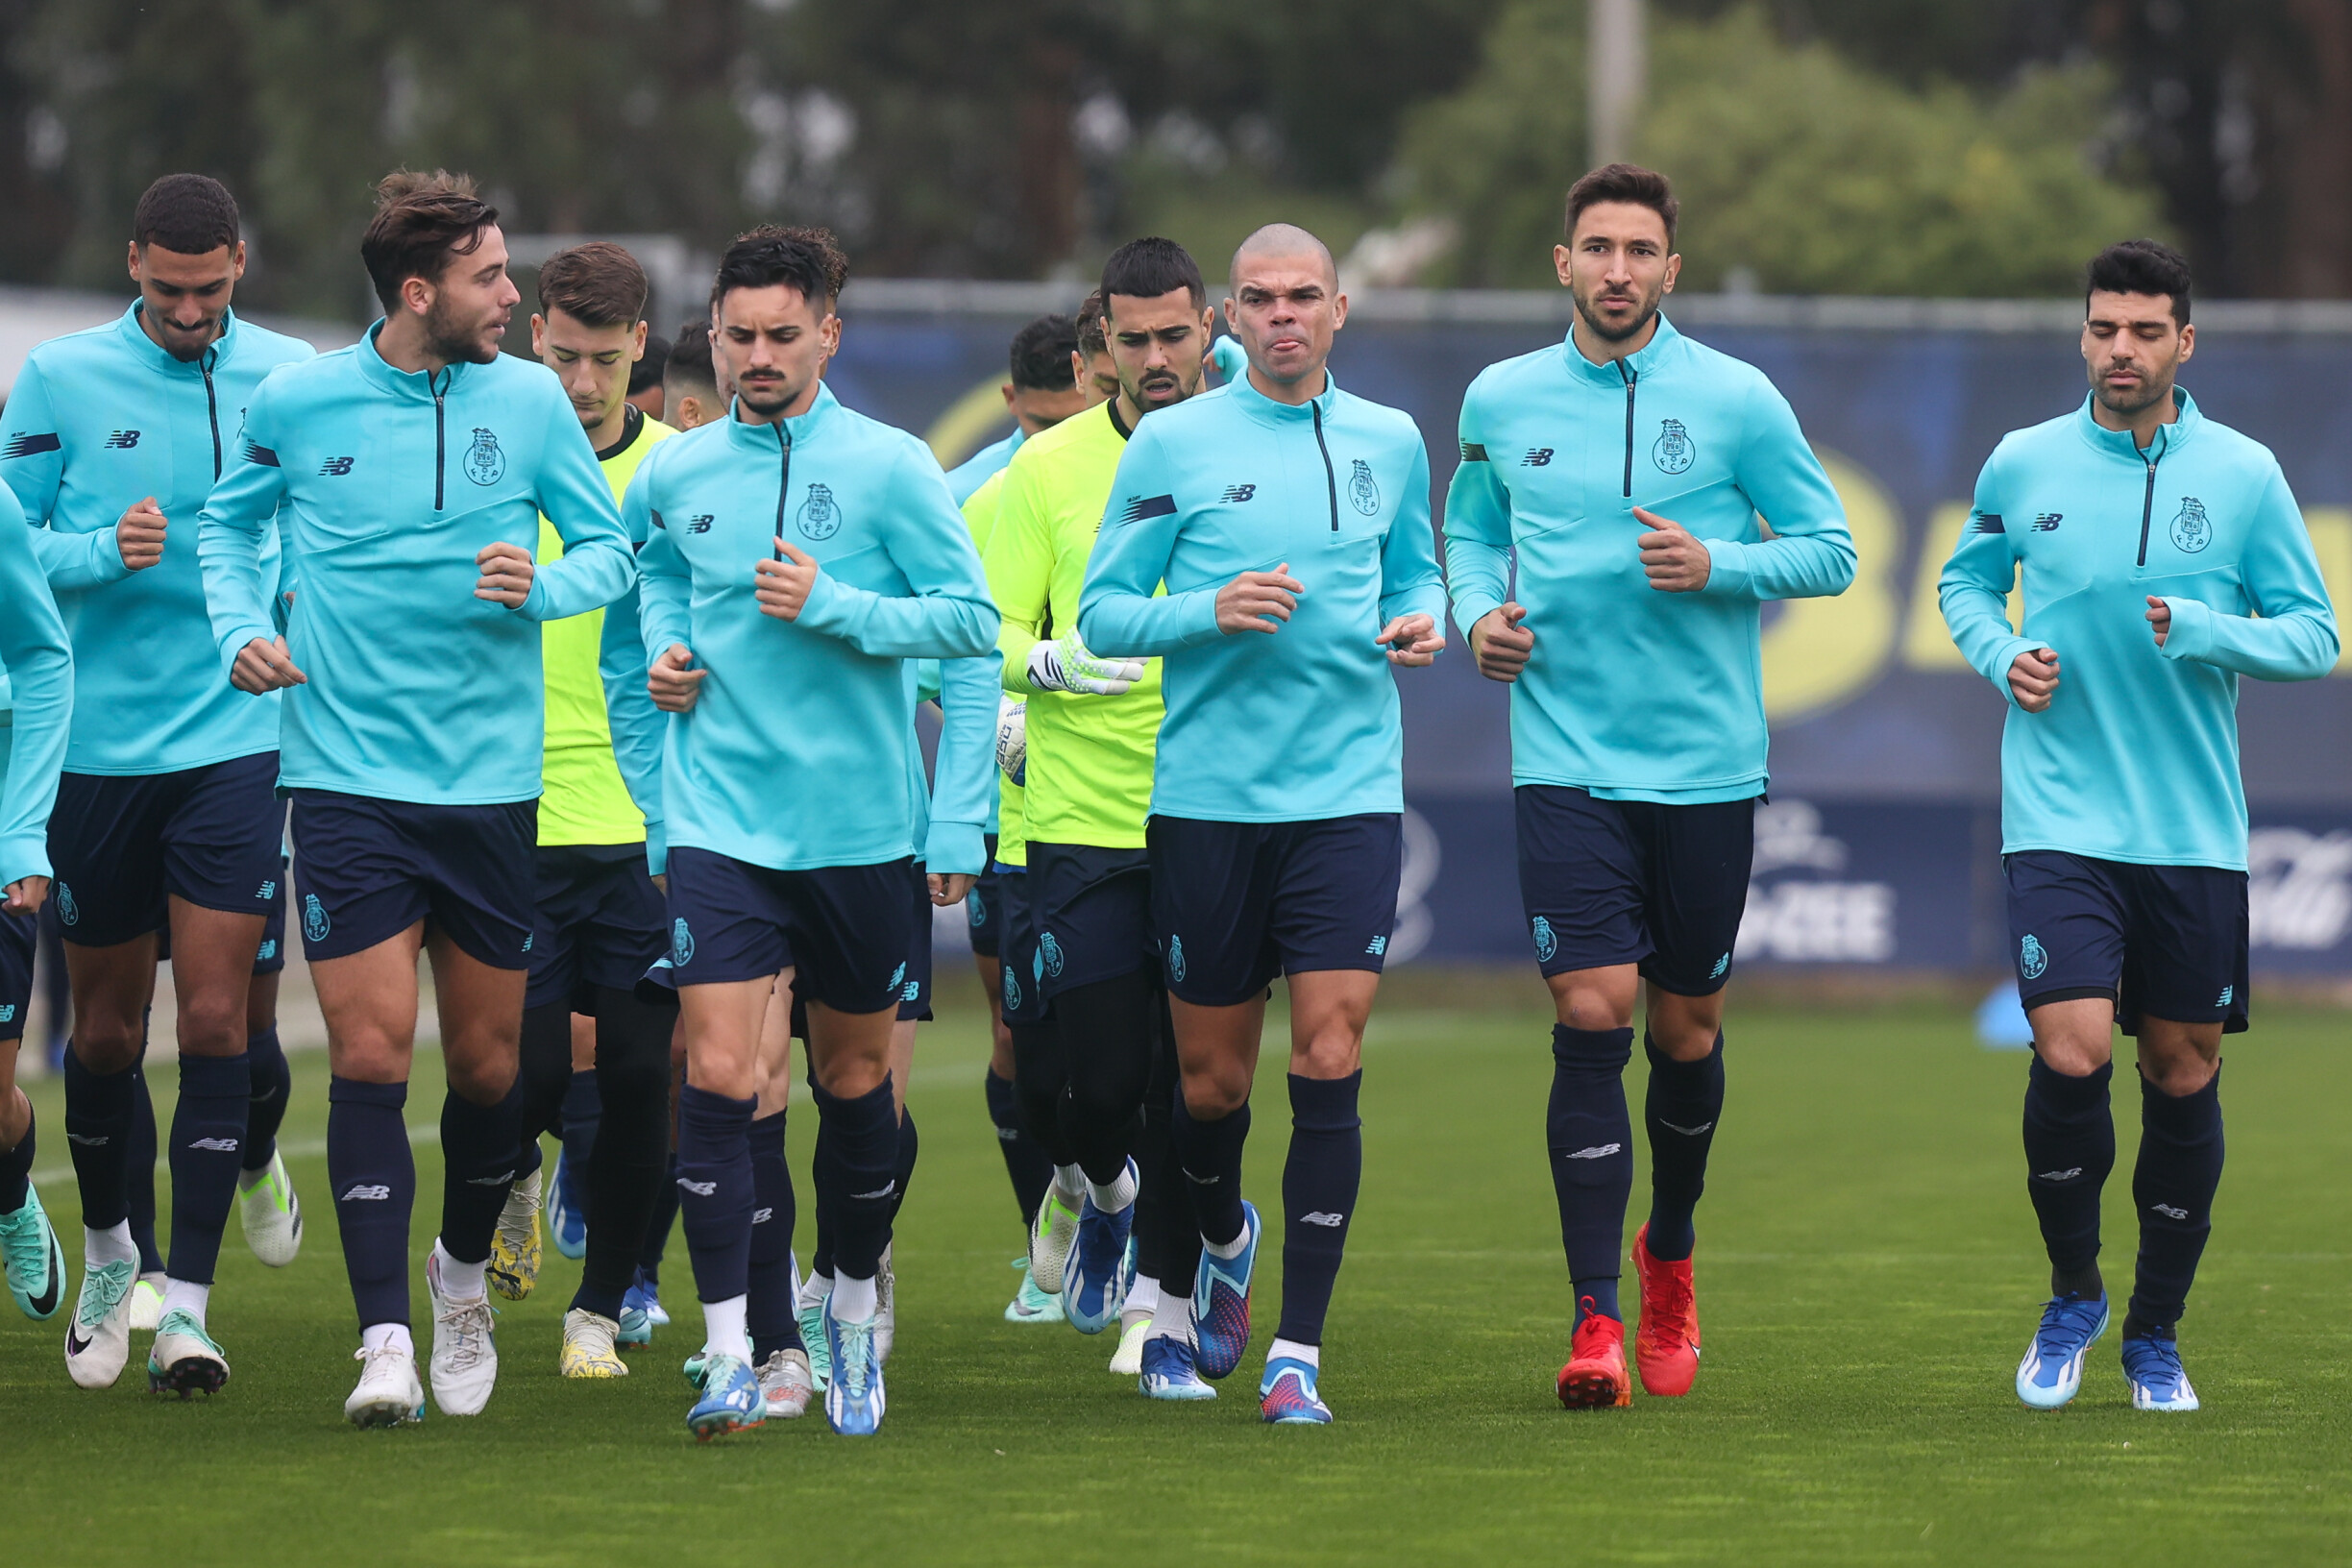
[1,0,2347,314]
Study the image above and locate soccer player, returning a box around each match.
[661,320,727,431]
[478,241,681,1381]
[1078,223,1446,1425]
[989,239,1225,1396]
[1444,164,1854,1409]
[629,226,997,1438]
[0,471,74,1326]
[197,169,635,1425]
[1941,239,2337,1413]
[944,313,1097,504]
[626,327,670,421]
[1,175,315,1396]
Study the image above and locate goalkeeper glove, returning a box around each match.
[1026,630,1145,696]
[995,695,1028,786]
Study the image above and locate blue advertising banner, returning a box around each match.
[821,288,2352,974]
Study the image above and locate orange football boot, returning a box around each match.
[1632,1224,1701,1396]
[1556,1299,1632,1409]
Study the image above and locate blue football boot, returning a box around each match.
[1063,1160,1138,1335]
[2015,1291,2108,1409]
[1191,1200,1260,1380]
[548,1150,588,1261]
[1260,1356,1333,1425]
[618,1276,655,1347]
[2122,1328,2200,1411]
[823,1296,887,1436]
[1139,1334,1218,1401]
[684,1352,764,1441]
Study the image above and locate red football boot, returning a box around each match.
[1632,1224,1701,1397]
[1556,1299,1632,1409]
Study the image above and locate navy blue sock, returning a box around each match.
[986,1066,1053,1227]
[559,1067,600,1225]
[2022,1056,2113,1293]
[62,1047,135,1231]
[130,1063,162,1272]
[1171,1094,1251,1248]
[1275,1071,1361,1347]
[164,1051,251,1285]
[639,1151,676,1281]
[0,1103,33,1213]
[2128,1066,2224,1332]
[747,1112,802,1360]
[437,1081,524,1266]
[810,1074,898,1285]
[810,1113,837,1280]
[676,1084,756,1304]
[243,1026,290,1172]
[1549,1024,1634,1324]
[1642,1031,1724,1263]
[327,1077,414,1329]
[889,1106,919,1229]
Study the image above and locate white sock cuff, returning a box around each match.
[161,1278,212,1325]
[85,1221,136,1268]
[431,1239,490,1302]
[1088,1164,1139,1213]
[361,1322,414,1359]
[702,1294,751,1363]
[832,1271,878,1322]
[1268,1336,1320,1369]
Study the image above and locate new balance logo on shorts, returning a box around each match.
[677,1178,718,1196]
[186,1137,241,1152]
[1299,1211,1346,1227]
[2217,986,2235,1006]
[257,879,278,900]
[1564,1143,1623,1160]
[341,1184,392,1201]
[1365,935,1387,956]
[0,1005,12,1023]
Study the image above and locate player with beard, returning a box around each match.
[1445,164,1853,1408]
[2,175,314,1396]
[197,170,635,1425]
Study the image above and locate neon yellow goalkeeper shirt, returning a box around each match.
[984,400,1162,850]
[536,403,674,845]
[963,465,1027,866]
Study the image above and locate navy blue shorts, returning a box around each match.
[2005,850,2249,1035]
[1027,843,1155,1011]
[994,864,1045,1025]
[527,844,669,1011]
[289,792,538,969]
[1148,814,1402,1008]
[0,907,31,1042]
[789,861,934,1035]
[968,833,1002,958]
[157,853,287,975]
[663,846,911,1016]
[48,751,284,948]
[1516,785,1755,995]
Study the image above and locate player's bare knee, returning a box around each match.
[174,990,250,1057]
[444,1048,518,1106]
[1181,1067,1250,1118]
[68,1017,144,1074]
[1289,1026,1362,1081]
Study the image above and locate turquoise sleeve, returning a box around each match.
[923,649,998,874]
[1,364,128,592]
[1379,432,1447,628]
[2159,464,2340,681]
[194,385,291,677]
[1442,390,1514,633]
[1702,380,1855,601]
[1938,451,2038,709]
[600,465,666,872]
[795,449,1000,658]
[631,468,694,664]
[520,392,634,623]
[0,475,73,887]
[1078,425,1223,656]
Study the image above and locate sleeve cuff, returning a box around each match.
[1698,537,1752,598]
[2157,597,2214,662]
[796,570,847,633]
[216,623,275,680]
[91,531,133,585]
[922,820,987,877]
[1449,589,1504,636]
[0,837,52,890]
[1988,634,2040,710]
[644,821,667,878]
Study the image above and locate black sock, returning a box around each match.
[809,1112,837,1281]
[164,1051,250,1286]
[986,1066,1053,1227]
[328,1077,414,1329]
[1055,968,1156,1184]
[1275,1071,1361,1347]
[128,1065,162,1273]
[889,1106,919,1230]
[1134,1008,1196,1298]
[62,1046,135,1231]
[1009,1018,1077,1168]
[0,1102,34,1213]
[811,1073,898,1286]
[574,986,674,1320]
[2128,1066,2224,1333]
[639,1151,678,1282]
[437,1081,524,1267]
[1171,1094,1250,1248]
[747,1111,801,1360]
[243,1027,290,1172]
[2022,1056,2113,1291]
[676,1084,756,1304]
[1643,1031,1724,1263]
[560,1067,600,1223]
[516,1003,575,1152]
[1549,1024,1633,1323]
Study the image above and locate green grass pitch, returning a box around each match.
[7,985,2348,1564]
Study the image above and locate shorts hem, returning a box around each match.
[2019,984,2115,1013]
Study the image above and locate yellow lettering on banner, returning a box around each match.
[2306,506,2352,673]
[1900,501,2021,669]
[1761,450,1900,723]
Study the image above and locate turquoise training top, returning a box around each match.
[2,304,313,775]
[945,429,1023,505]
[1941,389,2339,870]
[0,470,74,888]
[629,384,1000,872]
[1077,372,1445,822]
[1443,315,1854,802]
[197,322,635,806]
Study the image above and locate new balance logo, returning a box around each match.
[996,1127,1019,1142]
[66,1133,109,1146]
[1564,1143,1622,1160]
[465,1169,516,1186]
[2030,512,2063,532]
[186,1137,241,1152]
[751,1207,774,1224]
[1299,1211,1346,1227]
[1220,483,1257,503]
[0,1005,12,1024]
[257,879,278,900]
[688,514,714,533]
[1658,1120,1713,1137]
[318,455,355,477]
[105,429,142,449]
[1521,447,1555,467]
[851,1183,899,1202]
[677,1178,718,1196]
[1365,935,1387,956]
[2036,1167,2084,1182]
[2151,1203,2191,1220]
[2217,986,2235,1006]
[340,1184,392,1201]
[1186,1170,1221,1186]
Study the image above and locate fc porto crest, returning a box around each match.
[1532,915,1556,964]
[671,918,696,968]
[1653,418,1696,476]
[1166,933,1187,984]
[55,881,78,927]
[2170,497,2211,553]
[1039,930,1066,978]
[303,894,331,943]
[1348,459,1380,516]
[2019,934,2047,982]
[796,482,841,541]
[463,428,505,486]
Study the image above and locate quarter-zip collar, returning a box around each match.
[1224,367,1341,429]
[723,380,841,453]
[2072,385,2201,459]
[355,318,481,403]
[1560,310,1681,385]
[115,300,241,376]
